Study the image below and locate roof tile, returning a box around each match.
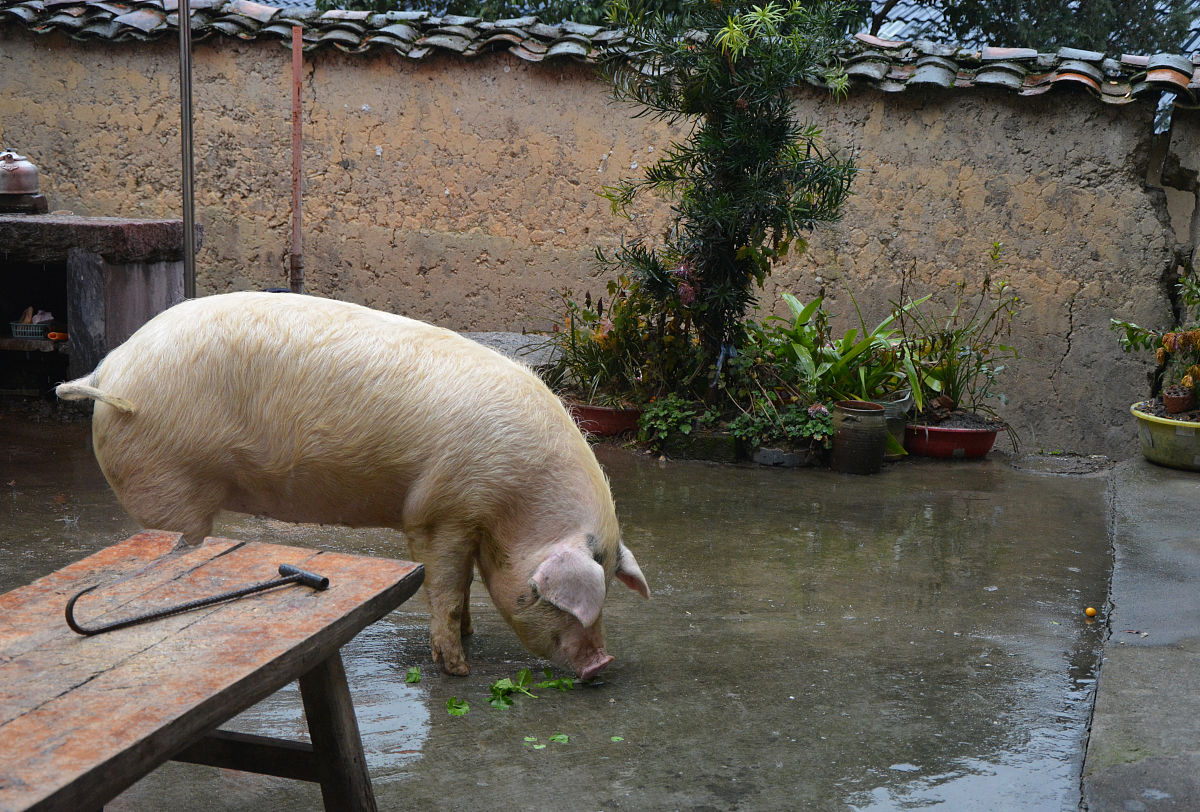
[318,8,366,21]
[976,65,1027,91]
[854,32,906,49]
[907,61,956,88]
[436,13,478,25]
[0,3,40,21]
[1147,68,1192,94]
[1056,46,1105,62]
[1058,59,1104,82]
[981,46,1037,61]
[375,21,417,41]
[1053,71,1102,94]
[545,39,587,59]
[508,42,547,61]
[416,32,469,52]
[846,56,891,82]
[226,0,274,23]
[112,6,163,31]
[1,0,1196,113]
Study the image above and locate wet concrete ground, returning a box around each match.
[1,406,1111,810]
[1082,459,1200,811]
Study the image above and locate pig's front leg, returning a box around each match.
[460,590,474,637]
[407,525,477,676]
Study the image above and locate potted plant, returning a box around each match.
[539,274,704,435]
[1112,269,1200,470]
[745,290,920,460]
[727,400,835,467]
[538,283,643,435]
[892,243,1022,458]
[702,290,910,468]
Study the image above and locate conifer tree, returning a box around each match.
[600,0,858,381]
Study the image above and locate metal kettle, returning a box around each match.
[0,151,40,195]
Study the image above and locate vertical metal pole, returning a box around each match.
[290,25,304,294]
[179,0,196,298]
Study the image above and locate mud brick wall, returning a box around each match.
[0,26,1191,457]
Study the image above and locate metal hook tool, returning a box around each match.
[65,563,330,636]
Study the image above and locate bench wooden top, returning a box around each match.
[0,530,424,812]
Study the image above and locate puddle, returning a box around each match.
[0,409,1110,810]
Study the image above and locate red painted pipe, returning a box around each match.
[290,25,304,294]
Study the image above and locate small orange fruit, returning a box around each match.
[1085,607,1097,617]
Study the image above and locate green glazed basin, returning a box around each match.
[1132,402,1200,472]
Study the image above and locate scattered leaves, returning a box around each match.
[404,666,421,684]
[445,697,469,717]
[524,734,569,749]
[535,668,576,693]
[488,668,574,709]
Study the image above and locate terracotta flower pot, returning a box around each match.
[1162,386,1196,414]
[904,424,999,459]
[567,402,642,436]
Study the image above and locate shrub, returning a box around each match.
[892,242,1021,420]
[539,273,705,406]
[599,0,858,383]
[1112,269,1200,400]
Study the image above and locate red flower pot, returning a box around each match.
[567,402,642,436]
[1163,386,1196,414]
[904,424,999,459]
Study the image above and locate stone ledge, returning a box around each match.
[0,214,198,264]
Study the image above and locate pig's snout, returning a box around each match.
[574,649,615,681]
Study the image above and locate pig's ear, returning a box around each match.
[531,544,607,627]
[615,542,650,599]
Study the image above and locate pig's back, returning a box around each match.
[89,292,585,529]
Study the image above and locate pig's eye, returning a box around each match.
[521,585,544,610]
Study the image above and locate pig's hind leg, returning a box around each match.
[108,466,225,546]
[406,524,476,676]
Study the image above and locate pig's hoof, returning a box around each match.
[441,659,470,676]
[432,644,470,676]
[435,653,470,676]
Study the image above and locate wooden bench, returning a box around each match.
[0,530,425,812]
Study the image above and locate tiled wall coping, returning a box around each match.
[1,0,1196,107]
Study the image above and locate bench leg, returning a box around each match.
[299,651,378,812]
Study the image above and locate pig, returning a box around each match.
[56,291,649,679]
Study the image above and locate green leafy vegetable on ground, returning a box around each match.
[445,697,469,717]
[489,667,538,708]
[404,666,421,684]
[535,668,575,692]
[524,734,569,748]
[489,668,575,709]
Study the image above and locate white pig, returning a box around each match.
[56,291,649,679]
